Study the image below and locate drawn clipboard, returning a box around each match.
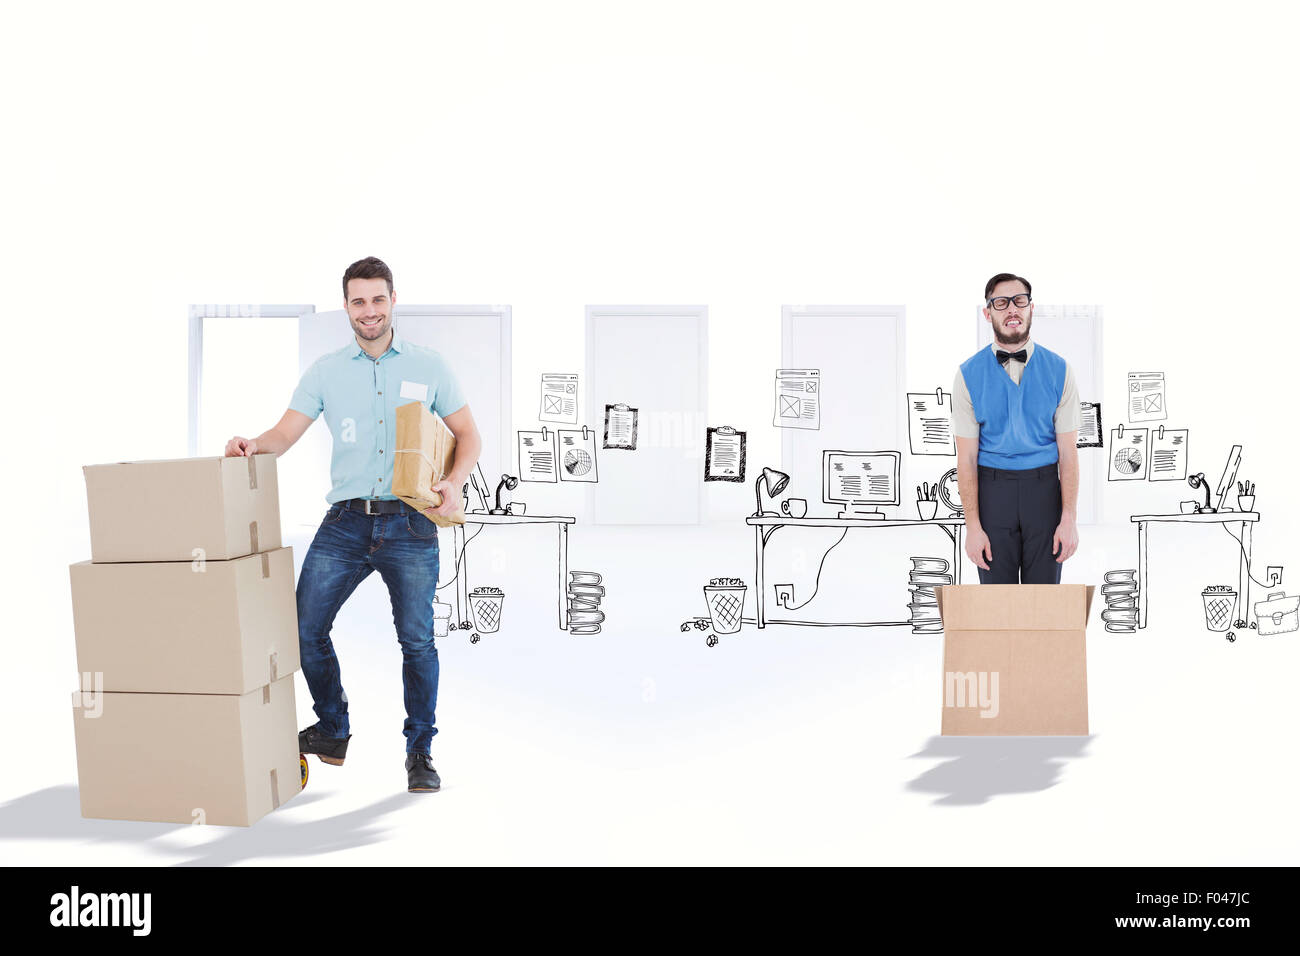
[705,425,747,482]
[1078,402,1103,448]
[603,403,638,450]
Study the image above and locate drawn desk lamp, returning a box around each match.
[753,467,791,517]
[491,474,520,515]
[1187,473,1214,513]
[1187,444,1242,514]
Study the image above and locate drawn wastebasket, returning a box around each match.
[704,578,747,634]
[1201,586,1236,632]
[469,587,504,634]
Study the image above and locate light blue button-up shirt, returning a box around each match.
[289,330,467,504]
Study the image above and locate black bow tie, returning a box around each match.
[996,349,1027,365]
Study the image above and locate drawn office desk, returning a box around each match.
[452,514,577,630]
[745,516,965,628]
[1130,512,1259,629]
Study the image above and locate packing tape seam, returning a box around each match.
[394,447,442,471]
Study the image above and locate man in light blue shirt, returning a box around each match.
[226,257,483,794]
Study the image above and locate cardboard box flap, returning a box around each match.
[936,584,1094,630]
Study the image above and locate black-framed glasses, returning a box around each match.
[987,293,1030,311]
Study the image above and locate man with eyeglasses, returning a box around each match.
[951,273,1080,584]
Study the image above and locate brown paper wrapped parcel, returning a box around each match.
[393,401,466,527]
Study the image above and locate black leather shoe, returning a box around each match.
[298,724,351,766]
[406,753,441,792]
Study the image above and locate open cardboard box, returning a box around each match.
[935,584,1094,736]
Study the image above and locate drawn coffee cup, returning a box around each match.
[781,498,808,519]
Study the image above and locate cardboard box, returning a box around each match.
[392,401,465,528]
[70,547,299,695]
[935,584,1094,736]
[83,454,282,562]
[72,675,299,827]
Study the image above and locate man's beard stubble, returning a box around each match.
[353,315,391,340]
[994,316,1030,348]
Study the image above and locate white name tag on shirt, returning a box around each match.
[400,380,429,402]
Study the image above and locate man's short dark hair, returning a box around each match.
[984,273,1032,300]
[343,257,394,298]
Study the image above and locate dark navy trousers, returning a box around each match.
[976,463,1063,584]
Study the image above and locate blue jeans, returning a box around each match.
[297,502,441,754]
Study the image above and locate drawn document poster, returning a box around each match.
[907,389,955,455]
[539,373,579,424]
[518,428,558,482]
[1148,427,1188,481]
[603,403,638,450]
[1128,372,1167,422]
[1108,426,1149,481]
[773,369,820,429]
[1078,401,1103,448]
[705,425,746,481]
[557,427,599,482]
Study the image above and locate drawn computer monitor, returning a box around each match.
[823,450,900,520]
[1214,444,1242,513]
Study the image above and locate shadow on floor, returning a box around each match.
[0,785,409,865]
[905,736,1094,805]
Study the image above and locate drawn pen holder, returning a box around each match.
[1238,494,1255,512]
[916,500,938,520]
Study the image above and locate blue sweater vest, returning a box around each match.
[959,343,1066,469]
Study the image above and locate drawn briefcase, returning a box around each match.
[1253,591,1298,636]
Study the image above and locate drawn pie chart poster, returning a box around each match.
[1108,426,1149,481]
[558,427,599,483]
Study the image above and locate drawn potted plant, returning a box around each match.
[703,577,747,635]
[916,482,939,520]
[1237,480,1255,512]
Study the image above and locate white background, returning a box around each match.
[2,1,1298,864]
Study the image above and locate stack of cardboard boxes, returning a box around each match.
[70,454,302,826]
